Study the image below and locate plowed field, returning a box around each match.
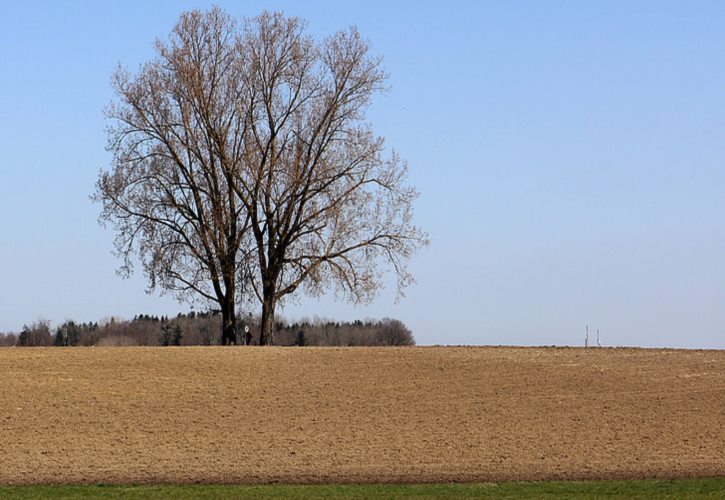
[0,346,724,484]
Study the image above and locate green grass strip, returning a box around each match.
[0,478,724,499]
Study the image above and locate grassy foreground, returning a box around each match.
[0,478,724,499]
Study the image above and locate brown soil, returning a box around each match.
[0,346,724,484]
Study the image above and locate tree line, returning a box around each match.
[0,313,414,347]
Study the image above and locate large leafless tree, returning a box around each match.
[95,8,248,344]
[96,8,428,345]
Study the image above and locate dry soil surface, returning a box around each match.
[0,346,724,484]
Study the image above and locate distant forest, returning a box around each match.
[0,312,415,347]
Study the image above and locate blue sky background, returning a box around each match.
[2,1,725,347]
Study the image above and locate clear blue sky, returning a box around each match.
[2,1,725,348]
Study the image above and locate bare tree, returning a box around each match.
[95,8,249,344]
[376,318,415,346]
[0,332,18,347]
[235,12,428,344]
[95,8,428,345]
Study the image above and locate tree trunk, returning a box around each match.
[221,293,237,345]
[259,293,276,346]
